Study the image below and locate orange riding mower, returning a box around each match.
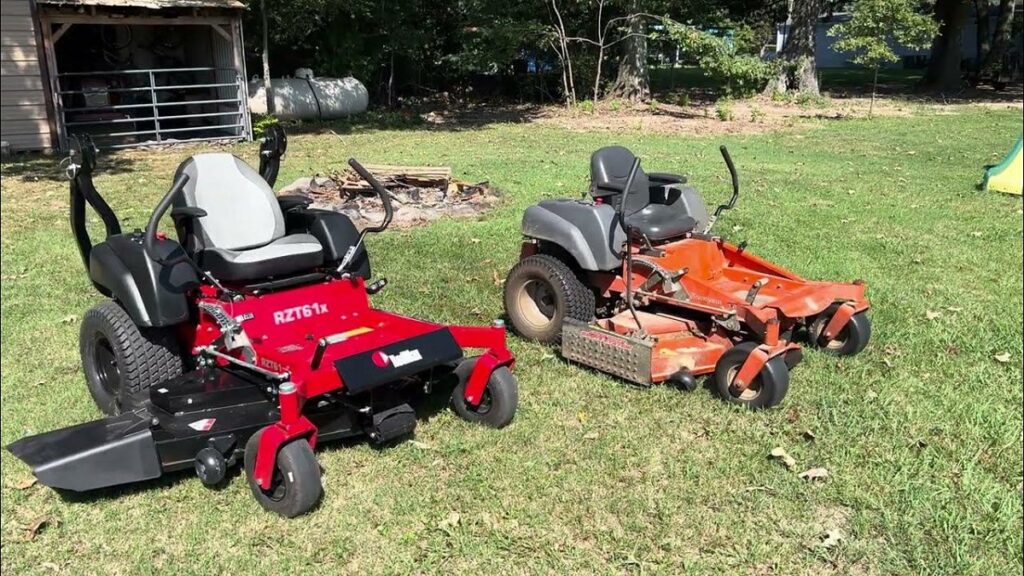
[503,145,870,409]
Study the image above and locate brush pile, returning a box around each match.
[278,164,499,229]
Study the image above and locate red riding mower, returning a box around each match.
[504,145,870,409]
[7,126,518,517]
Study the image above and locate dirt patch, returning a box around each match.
[278,168,500,229]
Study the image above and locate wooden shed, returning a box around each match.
[1,0,251,153]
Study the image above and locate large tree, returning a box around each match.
[978,0,1018,77]
[765,0,823,95]
[921,0,970,90]
[609,2,650,101]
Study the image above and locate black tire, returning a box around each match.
[504,254,595,344]
[244,429,323,518]
[807,305,872,356]
[713,343,790,410]
[451,365,518,428]
[80,299,184,415]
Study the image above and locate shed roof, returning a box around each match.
[37,0,244,9]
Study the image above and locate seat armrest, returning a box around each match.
[277,195,314,213]
[647,172,687,185]
[648,185,682,205]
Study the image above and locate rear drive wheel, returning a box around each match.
[451,366,519,428]
[713,343,790,410]
[80,299,183,415]
[244,429,322,518]
[504,254,594,343]
[807,305,871,356]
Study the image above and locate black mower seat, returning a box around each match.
[626,206,697,241]
[174,153,325,282]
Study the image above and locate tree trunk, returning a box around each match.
[974,0,992,73]
[261,0,274,114]
[922,0,969,91]
[979,0,1016,76]
[764,0,821,95]
[611,9,649,102]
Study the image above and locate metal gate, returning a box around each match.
[55,66,249,149]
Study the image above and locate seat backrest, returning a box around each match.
[174,153,285,251]
[589,146,651,215]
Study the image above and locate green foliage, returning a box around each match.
[715,98,734,121]
[749,105,765,123]
[608,98,622,112]
[663,20,777,97]
[251,114,280,138]
[829,0,938,69]
[576,99,596,114]
[676,91,691,107]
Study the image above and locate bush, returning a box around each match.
[664,20,777,97]
[749,106,765,123]
[577,99,596,114]
[715,99,735,121]
[251,114,280,138]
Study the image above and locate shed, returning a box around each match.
[1,0,251,153]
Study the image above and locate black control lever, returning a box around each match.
[703,145,740,234]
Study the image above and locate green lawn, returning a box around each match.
[2,105,1022,575]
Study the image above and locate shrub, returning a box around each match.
[715,99,735,121]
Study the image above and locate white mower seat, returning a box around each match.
[174,153,324,282]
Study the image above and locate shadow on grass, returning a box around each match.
[1,150,140,184]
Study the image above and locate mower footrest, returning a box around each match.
[562,320,653,385]
[7,411,160,492]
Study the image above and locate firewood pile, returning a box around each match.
[277,164,499,229]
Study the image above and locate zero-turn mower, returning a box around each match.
[503,145,870,409]
[7,126,518,517]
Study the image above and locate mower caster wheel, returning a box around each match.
[504,254,595,344]
[667,369,698,392]
[713,343,790,410]
[244,429,322,518]
[808,306,871,356]
[451,366,519,428]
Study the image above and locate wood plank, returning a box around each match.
[1,44,39,61]
[1,117,49,135]
[0,89,45,105]
[0,103,48,120]
[0,30,37,47]
[0,132,52,151]
[0,59,40,75]
[0,13,33,31]
[0,1,32,17]
[0,74,43,90]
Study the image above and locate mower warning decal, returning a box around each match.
[188,418,216,432]
[335,329,462,395]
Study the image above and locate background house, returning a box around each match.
[1,0,251,154]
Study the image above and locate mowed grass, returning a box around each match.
[1,106,1021,575]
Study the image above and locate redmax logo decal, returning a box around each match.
[371,349,424,369]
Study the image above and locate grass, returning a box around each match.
[2,105,1022,575]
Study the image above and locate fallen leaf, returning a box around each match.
[866,389,878,400]
[12,477,37,490]
[925,310,942,321]
[437,511,461,530]
[58,315,78,325]
[577,411,588,425]
[799,467,830,481]
[970,231,983,238]
[470,238,481,244]
[410,440,433,451]
[491,270,502,286]
[993,352,1012,364]
[946,306,963,312]
[882,357,894,368]
[819,528,844,549]
[582,431,599,440]
[802,430,817,441]
[24,516,57,541]
[769,447,797,469]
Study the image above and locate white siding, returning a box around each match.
[1,0,52,151]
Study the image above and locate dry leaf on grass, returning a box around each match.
[24,515,58,541]
[582,431,599,440]
[925,310,942,321]
[437,511,461,531]
[993,352,1012,364]
[819,528,844,549]
[802,430,817,441]
[769,447,797,469]
[58,315,78,325]
[798,467,831,481]
[11,476,37,490]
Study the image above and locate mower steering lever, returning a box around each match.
[143,172,191,265]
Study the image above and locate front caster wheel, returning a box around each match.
[713,343,790,410]
[244,429,322,518]
[451,366,519,428]
[808,305,872,356]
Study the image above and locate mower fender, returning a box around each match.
[822,302,859,340]
[522,200,624,271]
[252,418,318,491]
[89,235,197,327]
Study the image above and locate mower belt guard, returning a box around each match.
[6,410,161,492]
[562,319,653,385]
[368,404,417,444]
